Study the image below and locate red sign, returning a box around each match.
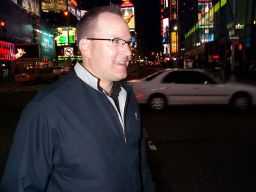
[198,0,212,2]
[68,0,77,7]
[0,41,15,60]
[212,55,220,59]
[120,0,133,8]
[170,0,177,21]
[0,21,5,27]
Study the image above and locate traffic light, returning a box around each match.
[0,21,7,32]
[0,21,5,27]
[63,10,69,16]
[238,43,243,51]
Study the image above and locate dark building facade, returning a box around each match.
[184,0,256,80]
[0,0,85,82]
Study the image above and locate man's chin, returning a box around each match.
[115,73,127,81]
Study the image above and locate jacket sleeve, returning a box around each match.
[140,128,156,192]
[0,102,55,191]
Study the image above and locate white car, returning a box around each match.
[128,68,256,110]
[15,67,59,84]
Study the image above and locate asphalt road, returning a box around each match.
[142,105,256,192]
[1,68,256,191]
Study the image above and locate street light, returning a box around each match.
[173,25,178,55]
[0,21,5,27]
[63,10,69,17]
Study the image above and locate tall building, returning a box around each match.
[159,0,181,67]
[0,0,48,80]
[0,0,83,82]
[120,0,138,64]
[184,0,256,78]
[41,0,82,64]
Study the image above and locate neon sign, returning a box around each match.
[0,41,15,60]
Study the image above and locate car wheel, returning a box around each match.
[149,94,167,111]
[231,93,251,110]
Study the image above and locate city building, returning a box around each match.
[0,0,44,81]
[0,0,83,82]
[160,0,179,65]
[184,0,256,80]
[120,0,138,64]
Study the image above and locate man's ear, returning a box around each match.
[79,39,90,57]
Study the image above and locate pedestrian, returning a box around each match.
[0,5,155,192]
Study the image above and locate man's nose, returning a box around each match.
[121,44,132,57]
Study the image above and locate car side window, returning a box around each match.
[191,72,216,84]
[162,71,216,84]
[162,71,188,84]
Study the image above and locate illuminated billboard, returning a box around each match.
[170,0,178,21]
[68,0,81,20]
[22,0,40,16]
[55,27,76,46]
[162,18,169,43]
[199,32,214,43]
[198,0,214,43]
[0,41,15,61]
[171,31,178,53]
[40,31,55,60]
[121,6,135,31]
[198,1,213,28]
[120,0,133,7]
[164,0,169,8]
[120,0,135,31]
[15,44,40,59]
[41,0,67,12]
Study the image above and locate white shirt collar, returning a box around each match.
[74,63,100,91]
[74,63,127,132]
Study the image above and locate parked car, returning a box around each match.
[15,67,60,84]
[128,68,256,110]
[53,66,71,75]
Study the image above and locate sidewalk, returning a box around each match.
[229,75,256,86]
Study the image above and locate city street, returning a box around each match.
[1,81,256,192]
[1,0,256,191]
[142,105,256,192]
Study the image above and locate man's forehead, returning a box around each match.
[97,12,123,23]
[95,12,130,36]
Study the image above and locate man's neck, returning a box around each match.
[99,80,113,95]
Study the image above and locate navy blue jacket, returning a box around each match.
[0,72,155,192]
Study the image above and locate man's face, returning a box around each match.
[81,12,132,85]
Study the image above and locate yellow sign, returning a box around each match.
[121,7,135,31]
[171,32,178,53]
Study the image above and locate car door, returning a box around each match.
[161,71,224,105]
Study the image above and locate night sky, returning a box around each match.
[79,0,162,56]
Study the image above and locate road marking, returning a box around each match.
[148,141,157,151]
[144,128,157,151]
